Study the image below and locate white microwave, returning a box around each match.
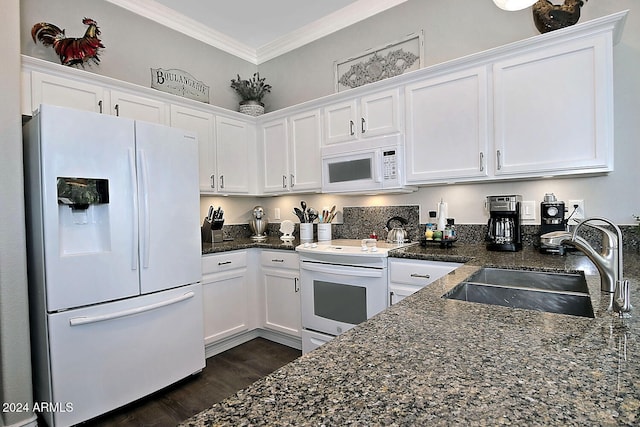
[321,136,416,194]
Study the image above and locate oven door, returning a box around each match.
[299,260,387,337]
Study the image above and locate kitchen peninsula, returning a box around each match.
[185,243,639,426]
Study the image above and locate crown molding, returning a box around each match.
[105,0,408,65]
[105,0,258,63]
[256,0,409,63]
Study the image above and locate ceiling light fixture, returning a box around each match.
[493,0,537,11]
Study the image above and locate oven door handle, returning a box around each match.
[300,261,384,277]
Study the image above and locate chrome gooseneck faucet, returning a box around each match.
[540,217,631,316]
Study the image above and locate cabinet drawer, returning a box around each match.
[202,251,247,274]
[260,250,299,270]
[389,259,462,287]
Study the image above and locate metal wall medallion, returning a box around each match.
[334,31,424,92]
[150,68,210,103]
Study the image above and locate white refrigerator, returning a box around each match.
[23,104,205,427]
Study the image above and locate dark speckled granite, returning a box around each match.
[187,242,640,426]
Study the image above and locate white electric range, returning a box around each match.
[295,239,415,353]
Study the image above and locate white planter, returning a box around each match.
[239,101,265,116]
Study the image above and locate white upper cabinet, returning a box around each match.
[29,71,105,114]
[215,116,252,194]
[323,88,400,145]
[171,106,253,195]
[261,109,322,194]
[170,105,216,193]
[109,90,169,124]
[28,71,169,125]
[492,34,613,177]
[405,66,489,183]
[288,109,322,192]
[261,118,290,193]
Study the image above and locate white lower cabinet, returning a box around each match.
[389,258,462,305]
[260,250,301,337]
[201,251,251,345]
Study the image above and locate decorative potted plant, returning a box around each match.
[230,73,272,116]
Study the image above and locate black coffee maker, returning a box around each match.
[539,193,567,254]
[485,195,522,252]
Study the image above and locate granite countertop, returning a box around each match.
[187,243,640,426]
[201,236,300,255]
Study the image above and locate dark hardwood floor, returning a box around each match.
[81,338,301,426]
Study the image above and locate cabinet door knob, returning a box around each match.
[220,175,224,189]
[290,174,295,188]
[294,277,300,293]
[479,152,484,172]
[361,117,366,134]
[496,150,502,170]
[210,174,215,189]
[218,261,232,266]
[410,273,431,279]
[114,104,120,116]
[349,120,355,136]
[282,175,287,188]
[389,291,395,306]
[98,100,103,114]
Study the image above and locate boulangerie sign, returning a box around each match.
[151,68,210,103]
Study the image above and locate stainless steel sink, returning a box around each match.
[443,268,594,318]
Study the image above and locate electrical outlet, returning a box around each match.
[521,200,537,222]
[274,208,281,220]
[568,200,585,220]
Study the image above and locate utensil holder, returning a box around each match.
[300,223,313,242]
[317,223,332,241]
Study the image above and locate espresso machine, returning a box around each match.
[539,193,567,254]
[485,195,522,252]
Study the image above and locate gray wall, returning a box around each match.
[21,0,257,111]
[1,0,36,426]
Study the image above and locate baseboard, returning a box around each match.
[204,328,302,359]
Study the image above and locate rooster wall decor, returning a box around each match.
[532,0,588,33]
[31,18,105,67]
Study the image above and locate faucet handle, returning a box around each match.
[614,279,632,318]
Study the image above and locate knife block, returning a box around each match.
[201,219,224,243]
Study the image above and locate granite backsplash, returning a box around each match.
[214,205,640,250]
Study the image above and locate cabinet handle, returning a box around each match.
[410,273,431,279]
[389,291,395,306]
[361,117,366,134]
[294,277,300,293]
[290,174,295,188]
[210,174,215,189]
[114,104,120,116]
[496,150,502,170]
[218,261,232,266]
[282,175,287,189]
[271,259,284,263]
[479,152,484,172]
[349,120,355,136]
[98,100,103,114]
[220,175,224,189]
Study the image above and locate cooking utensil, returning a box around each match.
[301,201,307,222]
[293,207,306,223]
[385,216,409,243]
[307,208,318,223]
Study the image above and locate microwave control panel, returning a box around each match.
[382,150,397,180]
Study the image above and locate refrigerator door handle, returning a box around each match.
[68,291,195,326]
[128,148,139,271]
[138,149,151,269]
